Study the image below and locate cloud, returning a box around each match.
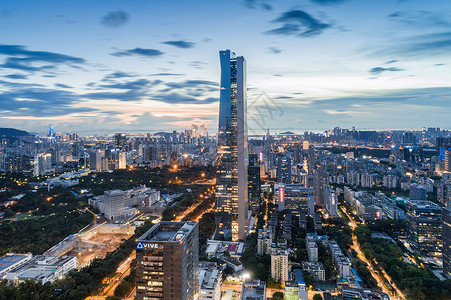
[152,93,218,104]
[149,72,184,76]
[104,71,137,80]
[55,83,72,88]
[0,84,95,117]
[162,40,195,49]
[369,67,405,75]
[266,10,331,37]
[165,79,217,89]
[244,0,272,10]
[190,61,208,69]
[4,74,27,79]
[101,11,129,28]
[384,60,398,64]
[0,44,85,72]
[83,90,146,102]
[309,0,347,5]
[112,48,164,57]
[99,79,162,90]
[388,10,451,28]
[268,47,282,54]
[373,32,451,58]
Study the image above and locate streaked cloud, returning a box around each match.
[111,48,164,57]
[162,40,195,49]
[369,66,405,75]
[266,10,331,37]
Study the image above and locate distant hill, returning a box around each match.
[279,131,296,135]
[0,128,31,137]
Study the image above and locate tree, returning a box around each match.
[272,291,284,300]
[313,293,323,300]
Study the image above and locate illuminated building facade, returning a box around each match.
[406,200,442,256]
[215,49,248,240]
[136,221,199,300]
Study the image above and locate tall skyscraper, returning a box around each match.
[215,49,248,241]
[443,207,451,277]
[136,221,199,300]
[248,154,261,214]
[115,133,127,151]
[277,155,292,184]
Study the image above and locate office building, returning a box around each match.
[215,49,248,241]
[276,184,314,216]
[198,262,222,300]
[271,248,289,283]
[115,133,127,151]
[410,183,427,201]
[277,155,291,184]
[103,189,136,221]
[406,200,442,256]
[443,207,451,277]
[89,150,102,171]
[136,221,199,300]
[241,278,265,300]
[248,154,261,214]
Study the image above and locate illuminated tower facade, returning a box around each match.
[215,49,248,240]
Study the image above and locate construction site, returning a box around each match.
[44,210,140,268]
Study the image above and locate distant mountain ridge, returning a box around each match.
[0,128,31,137]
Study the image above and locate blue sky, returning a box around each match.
[0,0,451,134]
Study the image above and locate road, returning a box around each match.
[85,250,136,300]
[341,207,406,300]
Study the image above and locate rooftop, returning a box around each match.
[0,253,32,273]
[138,221,197,243]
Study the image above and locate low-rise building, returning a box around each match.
[241,278,265,300]
[3,255,76,285]
[198,262,222,300]
[302,261,325,281]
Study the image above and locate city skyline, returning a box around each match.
[1,0,451,134]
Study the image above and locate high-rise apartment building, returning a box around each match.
[443,207,451,277]
[215,49,248,241]
[136,221,199,300]
[271,248,289,283]
[324,186,339,217]
[406,200,442,256]
[314,170,329,207]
